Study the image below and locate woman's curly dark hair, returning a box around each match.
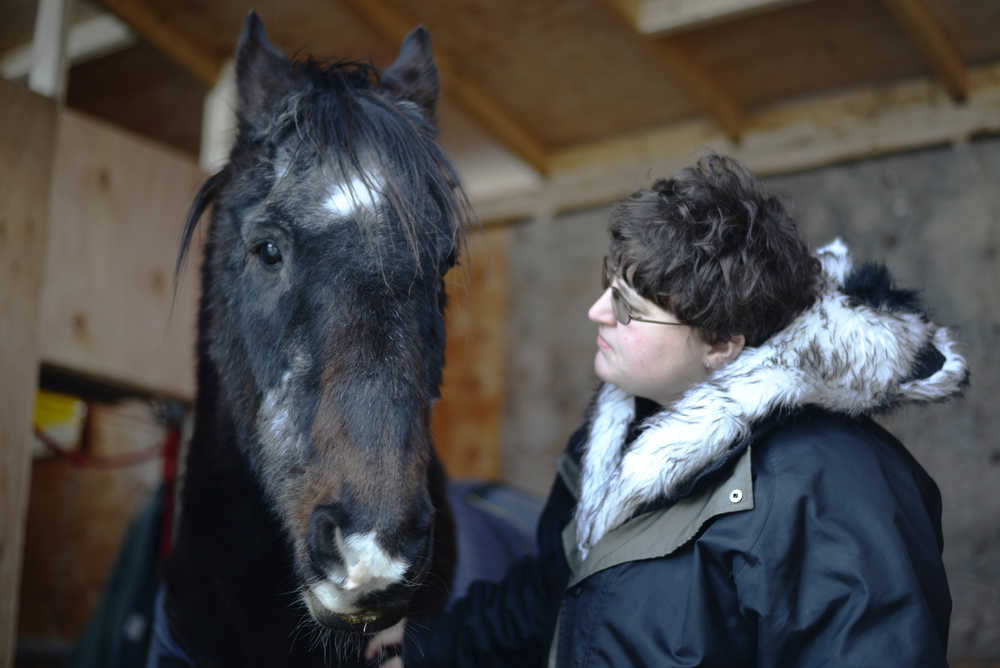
[608,154,821,347]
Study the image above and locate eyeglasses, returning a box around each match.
[602,257,686,327]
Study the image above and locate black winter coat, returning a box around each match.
[403,408,950,667]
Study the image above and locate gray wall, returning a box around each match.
[503,138,1000,659]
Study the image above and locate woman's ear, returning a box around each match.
[704,334,745,371]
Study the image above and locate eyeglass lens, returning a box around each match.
[602,258,632,325]
[612,291,631,325]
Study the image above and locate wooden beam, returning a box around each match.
[98,0,222,85]
[2,12,136,80]
[0,81,58,668]
[635,0,811,35]
[603,0,746,141]
[28,0,74,100]
[882,0,967,102]
[337,0,550,175]
[471,61,1000,223]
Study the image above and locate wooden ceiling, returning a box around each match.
[5,0,1000,220]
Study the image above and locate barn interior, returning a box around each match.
[2,0,999,665]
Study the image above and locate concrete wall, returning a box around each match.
[503,137,1000,660]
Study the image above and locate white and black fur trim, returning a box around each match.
[575,239,968,556]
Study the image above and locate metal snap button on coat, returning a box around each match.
[729,489,744,503]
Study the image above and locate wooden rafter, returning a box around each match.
[337,0,550,175]
[882,0,967,102]
[99,0,222,85]
[603,0,746,141]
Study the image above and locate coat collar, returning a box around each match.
[560,444,753,586]
[574,239,968,557]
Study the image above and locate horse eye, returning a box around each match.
[254,240,283,268]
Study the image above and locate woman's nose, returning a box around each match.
[588,288,616,325]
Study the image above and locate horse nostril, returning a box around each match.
[307,505,345,573]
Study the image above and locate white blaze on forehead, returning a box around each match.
[324,173,383,218]
[307,530,410,614]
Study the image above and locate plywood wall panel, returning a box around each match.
[40,109,204,400]
[0,81,58,668]
[431,227,510,480]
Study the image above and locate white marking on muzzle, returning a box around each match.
[308,530,409,615]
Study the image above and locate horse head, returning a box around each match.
[179,12,469,634]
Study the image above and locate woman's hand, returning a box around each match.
[365,617,406,667]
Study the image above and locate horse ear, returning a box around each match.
[235,11,294,134]
[382,27,440,124]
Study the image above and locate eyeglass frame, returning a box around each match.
[602,257,687,327]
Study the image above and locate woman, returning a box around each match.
[368,154,966,667]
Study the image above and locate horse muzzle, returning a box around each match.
[301,512,432,632]
[303,586,406,633]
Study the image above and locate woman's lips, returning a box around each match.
[597,334,611,351]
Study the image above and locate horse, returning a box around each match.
[160,12,471,666]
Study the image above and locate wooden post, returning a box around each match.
[0,81,58,668]
[27,0,75,101]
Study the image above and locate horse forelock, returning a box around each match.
[265,59,471,281]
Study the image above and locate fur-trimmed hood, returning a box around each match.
[575,239,968,556]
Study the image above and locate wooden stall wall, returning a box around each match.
[0,81,58,668]
[10,103,204,667]
[18,401,167,653]
[39,109,204,400]
[432,227,510,481]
